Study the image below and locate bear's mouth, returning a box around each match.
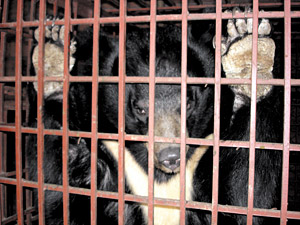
[155,158,181,174]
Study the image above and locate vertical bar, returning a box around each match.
[211,0,222,224]
[62,1,71,224]
[148,0,156,224]
[247,1,259,224]
[280,1,291,224]
[53,0,58,18]
[15,0,24,224]
[118,0,127,224]
[25,1,37,223]
[180,0,188,224]
[37,0,46,224]
[91,0,100,224]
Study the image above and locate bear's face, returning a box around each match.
[98,26,216,175]
[124,82,214,174]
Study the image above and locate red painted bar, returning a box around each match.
[118,0,127,224]
[53,0,58,17]
[3,124,300,152]
[1,123,300,151]
[62,0,72,224]
[280,1,292,224]
[247,1,259,224]
[1,7,297,29]
[15,0,24,224]
[3,76,300,86]
[25,0,35,209]
[37,0,47,224]
[179,0,188,224]
[90,0,100,224]
[147,0,156,224]
[211,0,222,224]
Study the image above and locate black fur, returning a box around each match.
[26,21,283,224]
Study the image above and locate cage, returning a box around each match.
[0,0,300,224]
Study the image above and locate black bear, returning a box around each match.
[27,8,283,225]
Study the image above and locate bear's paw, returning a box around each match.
[32,16,76,97]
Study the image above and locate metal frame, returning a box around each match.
[0,0,300,224]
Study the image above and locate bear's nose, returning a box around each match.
[158,147,180,172]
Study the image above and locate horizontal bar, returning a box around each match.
[2,76,300,86]
[1,10,300,30]
[1,125,300,151]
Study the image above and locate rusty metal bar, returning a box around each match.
[179,0,188,224]
[24,1,37,223]
[62,0,72,224]
[147,0,156,224]
[15,0,24,224]
[2,124,300,151]
[2,75,300,86]
[91,0,100,224]
[37,0,47,224]
[118,0,127,224]
[1,121,300,150]
[247,1,259,224]
[211,0,222,224]
[3,9,300,29]
[280,1,292,224]
[53,0,58,17]
[3,75,300,86]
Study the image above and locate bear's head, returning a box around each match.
[99,50,217,174]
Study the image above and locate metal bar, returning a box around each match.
[1,9,300,29]
[118,0,127,224]
[37,0,47,224]
[3,9,300,29]
[180,0,188,224]
[211,0,222,224]
[53,0,58,17]
[280,1,292,224]
[15,0,24,224]
[147,0,156,224]
[2,124,300,151]
[3,76,300,86]
[247,1,259,224]
[62,0,72,224]
[91,0,100,224]
[25,1,37,223]
[1,119,300,149]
